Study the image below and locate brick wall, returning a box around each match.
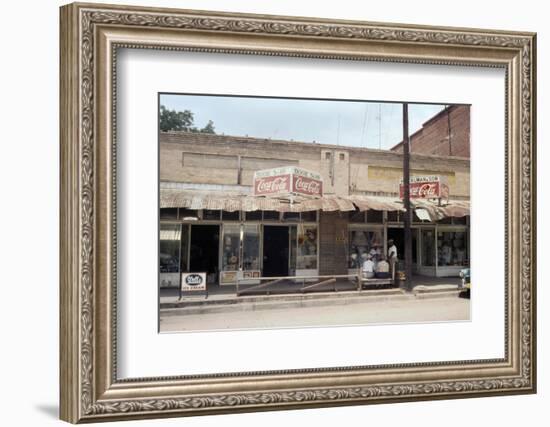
[392,105,470,158]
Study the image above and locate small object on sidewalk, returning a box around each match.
[396,270,411,291]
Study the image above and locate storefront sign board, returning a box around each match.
[253,166,323,198]
[399,175,449,199]
[181,272,206,291]
[220,270,238,285]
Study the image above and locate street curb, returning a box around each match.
[414,290,462,299]
[160,288,402,310]
[413,285,461,293]
[160,288,462,316]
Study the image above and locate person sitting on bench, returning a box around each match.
[362,254,375,279]
[375,256,391,279]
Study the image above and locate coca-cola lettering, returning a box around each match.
[294,176,322,195]
[253,167,323,198]
[417,183,438,197]
[255,175,290,195]
[400,180,445,199]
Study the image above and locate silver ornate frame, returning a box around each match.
[60,2,536,423]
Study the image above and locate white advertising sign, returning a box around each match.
[180,272,206,291]
[253,166,323,198]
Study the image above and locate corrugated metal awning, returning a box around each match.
[160,188,469,217]
[412,199,470,219]
[160,189,357,212]
[348,195,405,212]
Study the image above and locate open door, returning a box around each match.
[189,224,220,283]
[262,225,289,277]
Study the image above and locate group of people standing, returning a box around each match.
[362,239,398,280]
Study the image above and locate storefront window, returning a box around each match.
[387,211,400,222]
[283,212,300,222]
[263,210,280,221]
[366,210,383,223]
[243,224,260,271]
[245,211,262,221]
[421,229,435,266]
[452,216,468,225]
[160,208,178,220]
[180,224,189,273]
[178,208,199,220]
[301,211,317,222]
[160,224,181,272]
[222,210,240,221]
[289,226,297,274]
[296,225,317,269]
[159,224,181,287]
[203,209,221,220]
[437,216,468,225]
[437,231,468,266]
[222,224,240,271]
[349,209,365,223]
[412,229,418,264]
[348,229,383,269]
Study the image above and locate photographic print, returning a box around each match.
[60,3,535,422]
[158,94,471,332]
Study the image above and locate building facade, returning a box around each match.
[391,105,470,158]
[159,132,470,288]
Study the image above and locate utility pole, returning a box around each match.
[402,103,413,291]
[446,105,452,156]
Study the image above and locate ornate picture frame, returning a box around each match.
[60,2,536,423]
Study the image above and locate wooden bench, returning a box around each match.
[355,268,394,289]
[358,277,394,288]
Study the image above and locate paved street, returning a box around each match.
[160,295,469,332]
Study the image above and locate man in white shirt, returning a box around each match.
[362,254,375,279]
[387,239,398,280]
[375,257,390,279]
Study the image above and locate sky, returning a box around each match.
[160,94,452,150]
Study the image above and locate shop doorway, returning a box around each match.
[263,226,289,277]
[189,224,219,281]
[387,227,418,264]
[387,228,403,260]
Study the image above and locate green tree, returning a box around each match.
[200,120,215,134]
[159,105,216,134]
[159,105,194,132]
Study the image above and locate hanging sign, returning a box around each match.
[253,166,323,198]
[399,175,449,199]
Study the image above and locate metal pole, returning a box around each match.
[402,103,413,291]
[446,105,452,156]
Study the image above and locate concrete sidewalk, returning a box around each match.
[159,275,463,315]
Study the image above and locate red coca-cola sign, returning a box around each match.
[399,176,449,199]
[254,174,291,196]
[292,175,323,197]
[253,166,323,198]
